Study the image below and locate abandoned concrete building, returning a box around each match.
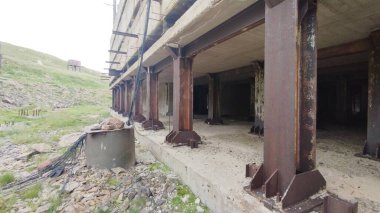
[107,0,380,212]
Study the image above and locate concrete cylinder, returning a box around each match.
[85,128,135,169]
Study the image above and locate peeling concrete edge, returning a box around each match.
[134,128,270,213]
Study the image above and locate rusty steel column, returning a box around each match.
[245,0,326,209]
[165,52,201,148]
[122,81,129,116]
[205,73,223,125]
[118,85,123,114]
[115,86,120,112]
[364,30,380,159]
[142,67,164,130]
[112,88,116,110]
[133,78,146,123]
[335,77,348,124]
[119,83,125,114]
[125,79,133,117]
[250,61,264,135]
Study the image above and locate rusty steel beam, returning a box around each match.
[109,50,128,54]
[183,0,265,57]
[318,38,371,60]
[154,56,172,73]
[112,31,139,38]
[246,0,326,209]
[165,49,201,148]
[266,0,285,8]
[364,30,380,159]
[205,73,223,125]
[142,67,164,130]
[105,61,120,64]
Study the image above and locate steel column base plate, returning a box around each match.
[358,141,380,160]
[245,163,327,210]
[142,119,164,130]
[133,114,146,123]
[250,125,264,135]
[165,130,201,148]
[204,118,223,125]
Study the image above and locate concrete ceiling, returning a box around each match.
[158,0,380,83]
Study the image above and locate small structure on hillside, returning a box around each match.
[67,59,81,71]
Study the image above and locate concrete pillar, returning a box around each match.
[364,30,380,158]
[142,67,164,130]
[133,79,146,123]
[250,62,264,135]
[335,77,348,123]
[205,73,223,125]
[165,56,201,148]
[246,0,325,208]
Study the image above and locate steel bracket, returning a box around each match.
[323,195,358,213]
[142,119,164,130]
[204,118,223,125]
[246,164,326,209]
[133,114,146,123]
[166,130,201,149]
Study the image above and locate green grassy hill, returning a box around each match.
[0,41,110,144]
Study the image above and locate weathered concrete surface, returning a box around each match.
[135,125,269,213]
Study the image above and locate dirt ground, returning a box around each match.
[140,116,380,213]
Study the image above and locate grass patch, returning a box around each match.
[0,194,17,213]
[20,183,42,199]
[47,195,63,213]
[129,197,147,211]
[170,182,210,213]
[0,172,15,187]
[106,177,120,187]
[148,162,171,173]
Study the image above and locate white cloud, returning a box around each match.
[0,0,113,72]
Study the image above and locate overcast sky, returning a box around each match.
[0,0,114,72]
